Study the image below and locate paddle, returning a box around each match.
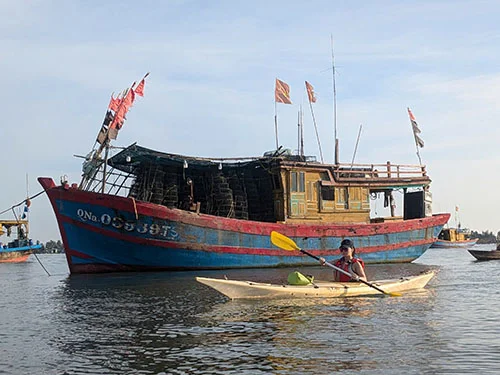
[270,231,401,297]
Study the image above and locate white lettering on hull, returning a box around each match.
[76,209,179,240]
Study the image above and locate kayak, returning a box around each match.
[196,271,436,299]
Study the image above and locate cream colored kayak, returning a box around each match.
[196,271,435,299]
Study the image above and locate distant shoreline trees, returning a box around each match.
[470,230,499,244]
[36,240,64,253]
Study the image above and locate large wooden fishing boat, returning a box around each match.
[0,219,42,263]
[38,75,449,274]
[196,271,436,299]
[38,147,449,274]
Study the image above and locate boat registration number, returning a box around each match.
[76,209,179,240]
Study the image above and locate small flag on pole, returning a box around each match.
[305,81,316,103]
[407,108,424,148]
[108,94,121,112]
[134,72,149,97]
[275,78,292,104]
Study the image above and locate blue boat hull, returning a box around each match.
[0,244,42,263]
[39,177,450,274]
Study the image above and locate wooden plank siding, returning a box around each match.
[283,169,371,224]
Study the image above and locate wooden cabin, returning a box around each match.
[99,144,432,225]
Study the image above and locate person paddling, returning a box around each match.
[320,239,367,282]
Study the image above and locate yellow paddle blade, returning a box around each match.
[270,231,301,251]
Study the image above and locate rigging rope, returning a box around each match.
[32,252,51,276]
[0,190,46,216]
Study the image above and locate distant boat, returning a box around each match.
[468,249,500,261]
[431,228,478,248]
[0,218,42,263]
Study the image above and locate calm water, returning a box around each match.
[1,246,500,375]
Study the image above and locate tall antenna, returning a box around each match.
[331,34,338,164]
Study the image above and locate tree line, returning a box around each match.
[35,240,65,253]
[470,230,500,244]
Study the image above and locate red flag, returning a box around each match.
[305,81,316,103]
[108,94,121,112]
[134,79,145,97]
[110,88,135,131]
[275,78,292,104]
[134,73,149,97]
[407,107,424,148]
[123,87,135,109]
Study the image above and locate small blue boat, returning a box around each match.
[0,219,42,263]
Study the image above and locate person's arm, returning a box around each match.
[333,269,341,281]
[352,262,367,281]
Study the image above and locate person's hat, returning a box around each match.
[340,239,354,249]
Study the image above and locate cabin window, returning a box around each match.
[321,185,334,201]
[319,171,330,181]
[291,171,305,193]
[350,187,361,201]
[337,187,349,209]
[299,172,305,192]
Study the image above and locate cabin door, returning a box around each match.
[289,171,306,217]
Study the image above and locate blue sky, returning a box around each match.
[2,0,500,242]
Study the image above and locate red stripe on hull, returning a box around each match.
[39,177,450,238]
[39,177,450,273]
[60,212,436,256]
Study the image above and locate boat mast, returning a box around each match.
[297,108,300,156]
[25,173,29,238]
[331,35,339,164]
[274,101,279,149]
[300,105,304,157]
[296,105,305,157]
[350,124,362,168]
[101,144,110,193]
[79,73,148,191]
[306,81,324,163]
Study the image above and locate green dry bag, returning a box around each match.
[287,271,314,285]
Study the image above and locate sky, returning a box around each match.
[1,0,500,243]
